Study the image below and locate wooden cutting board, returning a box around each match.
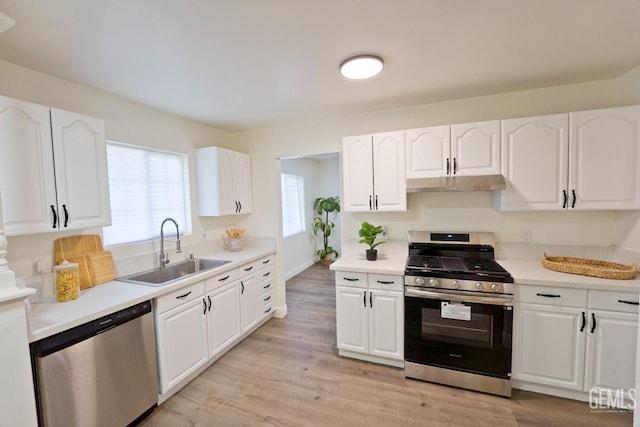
[54,235,116,289]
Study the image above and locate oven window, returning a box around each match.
[421,306,494,349]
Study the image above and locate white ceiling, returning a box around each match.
[0,1,639,132]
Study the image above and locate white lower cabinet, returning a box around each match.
[513,285,638,406]
[155,252,276,401]
[207,282,241,357]
[156,282,208,394]
[335,271,403,367]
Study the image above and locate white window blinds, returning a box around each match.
[281,173,305,238]
[103,141,191,246]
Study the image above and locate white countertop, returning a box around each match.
[498,259,640,292]
[329,241,640,293]
[330,240,408,275]
[27,241,276,342]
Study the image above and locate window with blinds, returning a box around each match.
[281,173,305,238]
[103,141,192,246]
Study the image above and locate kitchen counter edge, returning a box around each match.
[27,244,276,342]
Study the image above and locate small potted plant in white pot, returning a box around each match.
[358,221,385,261]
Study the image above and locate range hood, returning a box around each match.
[406,174,507,193]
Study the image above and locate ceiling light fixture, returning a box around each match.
[340,55,384,80]
[0,11,15,35]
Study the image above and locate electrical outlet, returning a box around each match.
[199,231,207,241]
[520,229,532,242]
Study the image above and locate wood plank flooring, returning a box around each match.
[141,263,633,426]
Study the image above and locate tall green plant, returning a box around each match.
[312,196,340,261]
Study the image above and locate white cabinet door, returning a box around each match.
[197,146,253,216]
[372,131,406,211]
[207,282,242,358]
[156,297,208,393]
[234,151,252,214]
[240,276,258,333]
[498,114,569,210]
[342,135,374,211]
[513,303,586,390]
[50,108,111,230]
[336,286,368,353]
[369,290,403,360]
[0,97,57,235]
[451,120,501,176]
[569,105,640,210]
[585,310,638,393]
[405,125,450,178]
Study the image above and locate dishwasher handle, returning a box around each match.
[32,300,152,358]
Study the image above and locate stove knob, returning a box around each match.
[451,280,460,289]
[415,277,425,286]
[491,283,500,293]
[429,278,439,287]
[475,282,484,291]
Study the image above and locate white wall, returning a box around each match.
[0,59,250,277]
[280,158,320,279]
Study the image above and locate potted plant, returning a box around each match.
[358,221,385,261]
[312,196,340,265]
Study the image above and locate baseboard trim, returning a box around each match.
[284,259,315,282]
[274,304,288,318]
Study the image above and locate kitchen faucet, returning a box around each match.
[159,217,181,268]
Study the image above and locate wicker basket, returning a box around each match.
[542,253,637,280]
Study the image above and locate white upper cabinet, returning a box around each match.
[497,106,640,211]
[497,113,569,211]
[0,96,110,235]
[406,125,450,178]
[197,147,252,216]
[342,131,406,212]
[451,120,501,176]
[406,120,500,178]
[569,105,640,210]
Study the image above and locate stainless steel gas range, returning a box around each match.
[403,231,514,397]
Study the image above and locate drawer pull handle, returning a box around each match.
[263,283,271,289]
[618,299,639,306]
[343,277,359,282]
[262,259,271,264]
[590,313,597,333]
[363,291,366,307]
[207,295,212,311]
[264,296,271,302]
[244,266,254,272]
[264,307,272,314]
[263,272,271,277]
[241,281,245,295]
[377,280,394,284]
[203,298,207,314]
[536,293,561,298]
[176,291,192,299]
[218,275,230,282]
[580,311,586,332]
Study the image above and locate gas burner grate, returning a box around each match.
[407,255,442,270]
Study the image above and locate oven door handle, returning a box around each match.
[405,287,513,306]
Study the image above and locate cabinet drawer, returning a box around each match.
[589,290,639,313]
[156,281,205,314]
[368,274,403,291]
[258,279,274,296]
[257,265,274,283]
[258,289,275,309]
[516,285,587,307]
[259,301,275,319]
[335,271,367,288]
[205,268,239,292]
[239,261,257,278]
[257,254,275,269]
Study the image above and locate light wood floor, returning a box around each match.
[141,263,632,426]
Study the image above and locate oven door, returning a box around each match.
[404,287,513,379]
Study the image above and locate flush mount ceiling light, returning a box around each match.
[0,11,15,35]
[340,55,384,80]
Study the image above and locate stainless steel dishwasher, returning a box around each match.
[31,300,158,427]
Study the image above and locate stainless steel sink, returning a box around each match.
[117,258,231,287]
